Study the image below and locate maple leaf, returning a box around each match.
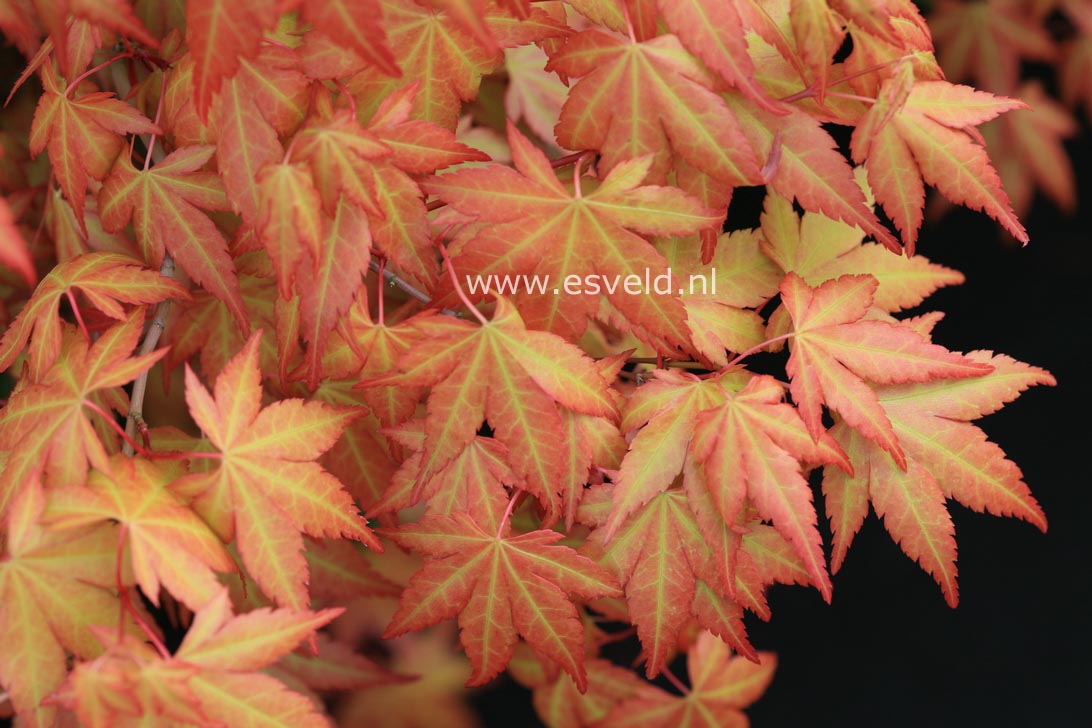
[509,644,653,728]
[689,375,851,601]
[345,0,565,129]
[759,192,963,312]
[823,351,1054,606]
[45,188,140,262]
[779,273,992,468]
[929,0,1056,93]
[41,455,236,611]
[54,586,342,727]
[286,0,399,76]
[0,251,186,379]
[211,45,310,226]
[292,105,389,221]
[504,43,570,145]
[424,123,720,349]
[177,330,380,611]
[850,76,1028,250]
[185,0,277,118]
[371,421,518,534]
[363,297,617,521]
[0,194,35,287]
[982,81,1078,217]
[43,0,158,71]
[656,228,781,367]
[328,290,425,428]
[253,161,324,300]
[296,199,373,389]
[98,145,249,332]
[0,474,140,727]
[584,487,756,677]
[601,631,776,728]
[0,312,167,515]
[382,512,621,689]
[162,260,278,381]
[548,28,761,188]
[655,0,781,112]
[361,84,489,290]
[29,67,160,227]
[724,95,902,253]
[601,370,727,540]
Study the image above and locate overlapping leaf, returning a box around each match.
[851,75,1028,250]
[583,486,756,677]
[0,251,186,379]
[823,351,1054,605]
[779,272,992,468]
[383,512,621,689]
[549,28,761,188]
[177,330,379,611]
[424,123,720,350]
[601,631,776,728]
[98,146,248,330]
[362,296,617,521]
[29,68,159,226]
[41,455,235,611]
[0,312,166,514]
[54,587,342,728]
[0,479,138,728]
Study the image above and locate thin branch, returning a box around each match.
[368,260,460,318]
[86,399,151,456]
[368,259,431,305]
[123,257,175,456]
[626,357,706,370]
[376,258,386,326]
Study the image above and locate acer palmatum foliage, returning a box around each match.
[0,1,1058,725]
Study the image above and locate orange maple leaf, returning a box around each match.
[423,123,721,350]
[779,272,992,468]
[99,145,249,332]
[0,251,186,379]
[851,75,1028,250]
[824,351,1054,606]
[53,586,342,728]
[0,478,142,727]
[41,455,236,612]
[178,330,379,611]
[601,631,776,728]
[29,68,160,228]
[0,312,167,514]
[185,0,277,118]
[382,512,622,690]
[582,487,757,677]
[361,297,617,521]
